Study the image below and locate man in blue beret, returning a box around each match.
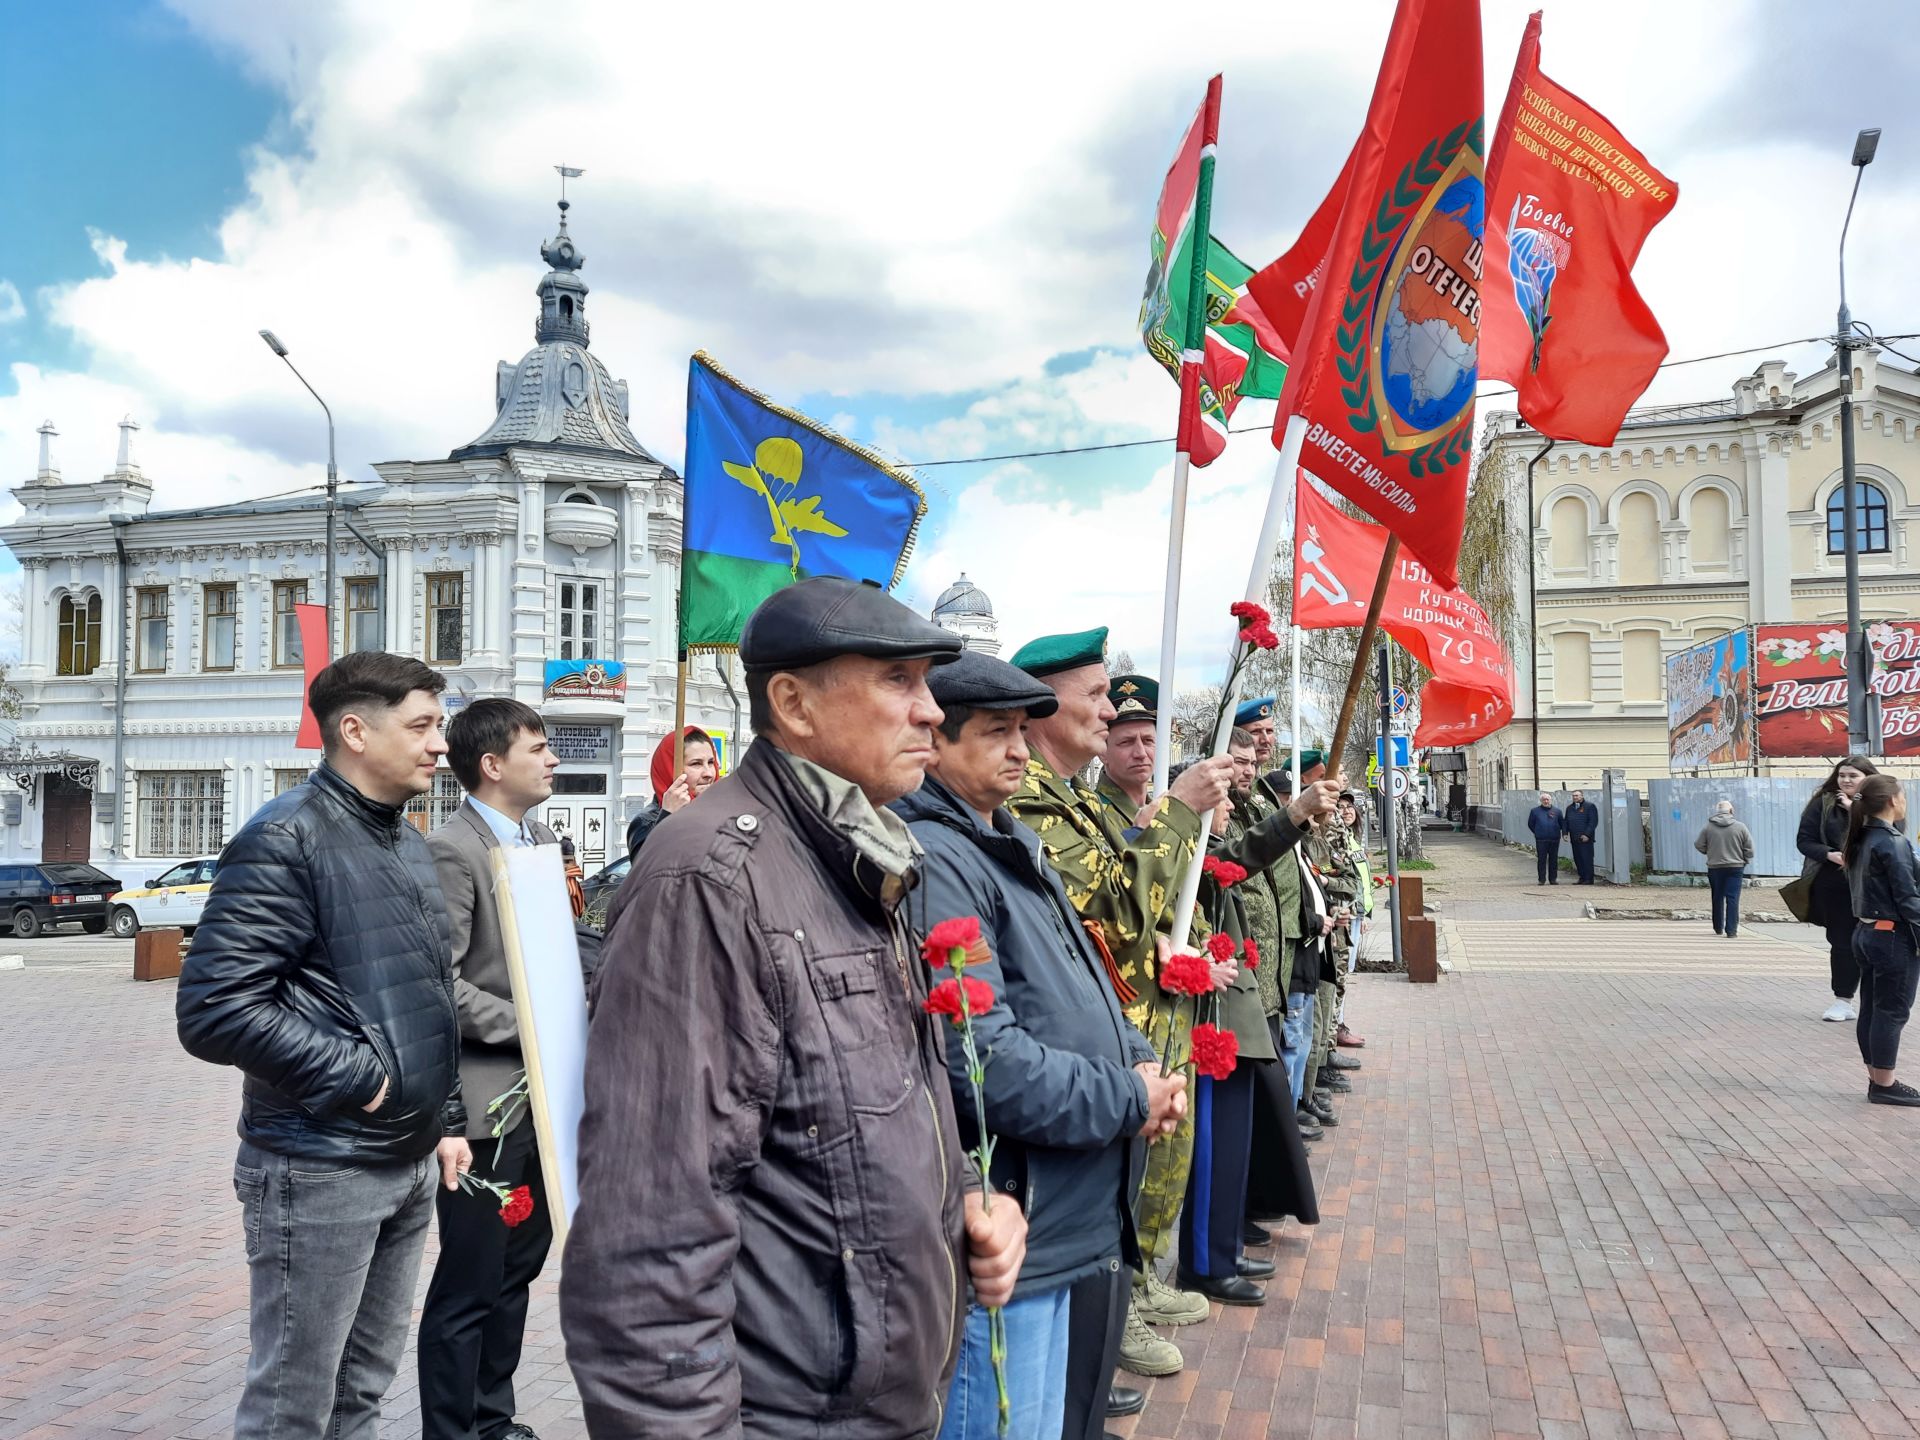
[564,578,1029,1438]
[896,649,1188,1440]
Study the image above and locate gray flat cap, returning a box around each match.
[927,648,1059,718]
[739,577,963,673]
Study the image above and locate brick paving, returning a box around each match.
[7,839,1920,1440]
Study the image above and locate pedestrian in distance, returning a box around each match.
[894,649,1186,1440]
[1564,788,1600,885]
[1694,799,1755,940]
[1527,792,1564,885]
[1798,755,1878,1022]
[1842,774,1920,1106]
[417,698,574,1440]
[561,578,1027,1438]
[175,651,468,1440]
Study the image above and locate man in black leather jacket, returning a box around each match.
[177,651,469,1440]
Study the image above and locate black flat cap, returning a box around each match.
[927,649,1059,718]
[739,577,963,673]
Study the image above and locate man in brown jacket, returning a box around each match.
[560,577,1028,1438]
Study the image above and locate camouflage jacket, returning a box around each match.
[1225,788,1303,1014]
[1305,817,1360,906]
[1008,755,1202,1026]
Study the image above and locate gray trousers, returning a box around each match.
[232,1139,437,1440]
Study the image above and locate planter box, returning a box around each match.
[133,928,185,982]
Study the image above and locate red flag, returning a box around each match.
[294,603,332,750]
[1271,0,1485,588]
[1242,140,1356,360]
[1292,475,1512,746]
[1482,13,1678,445]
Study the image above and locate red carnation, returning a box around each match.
[1243,623,1280,652]
[921,916,982,968]
[1159,950,1215,997]
[1189,1022,1239,1081]
[1202,856,1219,877]
[1244,937,1260,970]
[926,975,996,1023]
[1211,860,1248,888]
[1206,932,1237,963]
[1229,601,1271,627]
[500,1184,535,1228]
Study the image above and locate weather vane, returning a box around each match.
[555,164,584,206]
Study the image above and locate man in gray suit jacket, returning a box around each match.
[418,698,563,1440]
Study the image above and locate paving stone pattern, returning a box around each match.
[7,837,1919,1439]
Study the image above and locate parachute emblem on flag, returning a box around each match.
[1504,193,1573,373]
[1333,119,1486,478]
[721,436,851,576]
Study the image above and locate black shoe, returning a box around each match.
[1236,1255,1276,1279]
[1295,1109,1323,1139]
[1243,1220,1272,1247]
[498,1427,541,1440]
[1176,1271,1267,1306]
[1106,1385,1146,1418]
[1869,1080,1920,1106]
[1322,1073,1353,1094]
[1306,1097,1339,1125]
[1326,1050,1362,1071]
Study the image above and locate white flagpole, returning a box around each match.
[1288,475,1304,787]
[1150,444,1193,799]
[1171,412,1307,948]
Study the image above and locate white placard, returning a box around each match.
[491,844,589,1247]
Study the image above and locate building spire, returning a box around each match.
[113,415,142,477]
[536,166,590,346]
[35,420,60,484]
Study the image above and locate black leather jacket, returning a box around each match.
[1849,818,1920,931]
[176,763,462,1163]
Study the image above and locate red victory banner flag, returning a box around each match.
[1293,475,1513,746]
[1271,0,1485,589]
[1481,12,1678,445]
[294,603,332,750]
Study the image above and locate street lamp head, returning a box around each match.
[1852,128,1881,167]
[258,329,289,357]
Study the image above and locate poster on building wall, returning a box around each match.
[1754,622,1920,758]
[543,659,627,702]
[1666,632,1752,768]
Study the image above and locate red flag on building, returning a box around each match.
[1270,0,1485,587]
[1292,474,1512,746]
[1481,12,1678,445]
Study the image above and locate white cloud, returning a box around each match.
[0,282,22,325]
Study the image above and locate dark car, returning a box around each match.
[580,853,630,931]
[0,862,126,937]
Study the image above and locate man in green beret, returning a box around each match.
[1095,674,1160,837]
[1005,630,1234,1377]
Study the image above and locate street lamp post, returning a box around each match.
[258,330,338,644]
[1836,127,1880,754]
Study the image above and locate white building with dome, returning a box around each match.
[0,199,734,880]
[930,573,1000,655]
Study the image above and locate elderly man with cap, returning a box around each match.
[561,578,1028,1439]
[1003,628,1233,1378]
[894,650,1188,1440]
[1094,675,1160,836]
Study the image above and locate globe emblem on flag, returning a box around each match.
[1370,156,1485,452]
[1505,193,1573,373]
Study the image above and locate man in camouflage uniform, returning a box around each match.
[1006,633,1232,1379]
[1301,801,1360,1125]
[1094,674,1159,837]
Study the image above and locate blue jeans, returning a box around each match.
[232,1140,437,1440]
[1282,991,1317,1103]
[938,1287,1071,1440]
[1708,867,1745,936]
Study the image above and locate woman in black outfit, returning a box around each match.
[1843,774,1920,1106]
[1797,755,1877,1021]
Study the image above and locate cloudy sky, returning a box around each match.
[3,0,1918,684]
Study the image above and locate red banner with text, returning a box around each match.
[1753,622,1920,758]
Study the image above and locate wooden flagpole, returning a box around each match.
[672,655,689,776]
[1327,536,1401,777]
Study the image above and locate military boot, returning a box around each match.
[1117,1301,1185,1377]
[1134,1268,1210,1325]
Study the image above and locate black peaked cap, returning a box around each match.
[740,577,963,672]
[927,648,1059,718]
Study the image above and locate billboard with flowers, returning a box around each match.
[1666,631,1751,768]
[1753,622,1920,757]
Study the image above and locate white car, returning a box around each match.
[108,857,220,938]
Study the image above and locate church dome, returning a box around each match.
[933,574,993,618]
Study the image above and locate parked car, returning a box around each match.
[580,853,631,931]
[0,863,126,937]
[106,857,220,939]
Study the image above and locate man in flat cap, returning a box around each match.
[562,578,1028,1439]
[1095,674,1160,837]
[1004,628,1234,1377]
[894,650,1187,1440]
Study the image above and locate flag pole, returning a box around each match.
[1288,476,1304,787]
[1327,536,1401,775]
[673,654,689,776]
[1170,412,1306,947]
[1151,78,1223,798]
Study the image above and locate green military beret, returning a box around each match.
[1108,673,1158,724]
[1011,626,1109,679]
[1298,747,1326,771]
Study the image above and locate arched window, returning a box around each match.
[1827,481,1890,554]
[1617,493,1660,585]
[1549,496,1589,573]
[1622,629,1663,703]
[57,594,102,677]
[1690,487,1731,567]
[1552,631,1592,704]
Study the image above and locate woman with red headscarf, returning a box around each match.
[626,726,720,860]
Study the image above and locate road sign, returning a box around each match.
[1374,735,1411,771]
[1389,769,1410,800]
[1391,687,1411,715]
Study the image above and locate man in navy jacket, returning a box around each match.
[1563,789,1600,884]
[1528,793,1565,885]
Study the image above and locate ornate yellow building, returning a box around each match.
[1464,347,1920,799]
